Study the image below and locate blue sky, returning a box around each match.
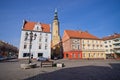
[0,0,120,47]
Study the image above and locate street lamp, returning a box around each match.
[26,31,37,64]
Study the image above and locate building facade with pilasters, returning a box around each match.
[81,39,105,59]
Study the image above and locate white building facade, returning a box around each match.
[113,37,120,58]
[103,33,120,59]
[18,20,51,59]
[104,39,114,58]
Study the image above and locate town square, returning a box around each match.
[0,59,120,80]
[0,0,120,80]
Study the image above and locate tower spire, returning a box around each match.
[55,8,57,13]
[54,8,58,20]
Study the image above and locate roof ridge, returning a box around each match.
[102,33,120,40]
[22,20,50,32]
[24,20,50,25]
[65,30,100,40]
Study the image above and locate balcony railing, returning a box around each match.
[113,41,120,44]
[113,50,120,54]
[114,46,120,48]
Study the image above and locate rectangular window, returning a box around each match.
[29,45,32,49]
[24,32,28,41]
[66,54,68,58]
[45,38,47,42]
[39,44,42,49]
[46,33,48,36]
[72,45,75,49]
[88,44,90,48]
[100,45,103,47]
[88,53,90,57]
[101,53,103,56]
[40,33,42,35]
[97,45,99,47]
[82,53,85,57]
[39,37,42,42]
[72,53,75,58]
[105,45,108,48]
[104,41,107,44]
[83,40,84,43]
[98,53,100,57]
[87,40,89,43]
[94,53,96,57]
[24,45,27,49]
[106,49,108,52]
[78,45,80,50]
[109,45,112,47]
[45,44,47,50]
[24,37,27,41]
[78,53,80,58]
[110,49,113,52]
[72,45,78,50]
[96,41,98,43]
[83,44,85,49]
[38,53,43,57]
[23,53,30,57]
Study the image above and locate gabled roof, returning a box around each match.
[102,33,120,40]
[22,20,50,33]
[63,30,100,41]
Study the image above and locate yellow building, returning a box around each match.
[51,9,62,59]
[82,39,106,59]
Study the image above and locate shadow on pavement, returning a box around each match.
[0,59,19,63]
[24,63,120,80]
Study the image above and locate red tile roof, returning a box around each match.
[102,33,120,40]
[22,20,50,32]
[64,30,100,40]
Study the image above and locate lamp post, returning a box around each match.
[26,31,37,64]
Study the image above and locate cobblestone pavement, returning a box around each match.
[0,59,120,80]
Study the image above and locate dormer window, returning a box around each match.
[37,26,39,30]
[34,23,42,31]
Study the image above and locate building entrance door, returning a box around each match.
[38,53,43,57]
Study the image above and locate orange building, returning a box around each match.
[62,30,105,59]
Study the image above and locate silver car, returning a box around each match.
[37,57,48,61]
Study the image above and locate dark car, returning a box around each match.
[0,56,7,61]
[37,57,48,61]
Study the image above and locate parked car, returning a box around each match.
[37,57,48,61]
[7,55,17,60]
[0,56,7,61]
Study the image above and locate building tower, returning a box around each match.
[51,9,62,59]
[52,9,60,46]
